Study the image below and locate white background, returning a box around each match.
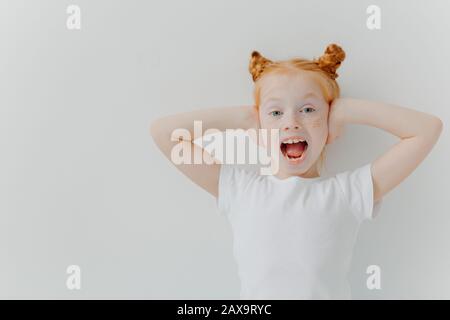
[1,0,449,299]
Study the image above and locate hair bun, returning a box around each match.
[249,50,273,82]
[314,43,346,80]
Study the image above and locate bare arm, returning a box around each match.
[150,105,259,197]
[330,97,443,202]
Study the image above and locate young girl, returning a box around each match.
[150,44,443,299]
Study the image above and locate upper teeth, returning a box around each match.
[282,138,306,144]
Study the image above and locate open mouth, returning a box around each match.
[280,138,308,161]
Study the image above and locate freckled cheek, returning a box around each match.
[304,119,328,146]
[311,118,324,128]
[302,117,327,129]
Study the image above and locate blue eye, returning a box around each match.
[302,106,315,113]
[269,110,283,116]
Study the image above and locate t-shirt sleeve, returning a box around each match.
[216,165,255,217]
[217,164,233,216]
[335,162,383,223]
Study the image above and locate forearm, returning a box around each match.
[150,105,258,141]
[338,98,443,139]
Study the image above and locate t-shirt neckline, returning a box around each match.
[267,174,325,183]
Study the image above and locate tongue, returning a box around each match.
[286,142,305,157]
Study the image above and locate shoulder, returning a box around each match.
[334,162,372,184]
[332,162,383,222]
[216,165,266,216]
[218,165,264,192]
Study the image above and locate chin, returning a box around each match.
[281,162,312,174]
[278,155,310,173]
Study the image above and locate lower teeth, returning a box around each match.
[287,154,303,160]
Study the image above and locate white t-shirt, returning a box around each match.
[217,162,383,300]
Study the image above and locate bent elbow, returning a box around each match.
[435,117,443,132]
[421,116,443,140]
[431,117,443,138]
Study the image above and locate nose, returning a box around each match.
[282,123,301,131]
[282,111,303,131]
[283,125,300,131]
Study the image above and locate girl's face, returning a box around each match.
[258,71,330,178]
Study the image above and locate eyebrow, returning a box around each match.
[301,92,319,100]
[262,92,319,105]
